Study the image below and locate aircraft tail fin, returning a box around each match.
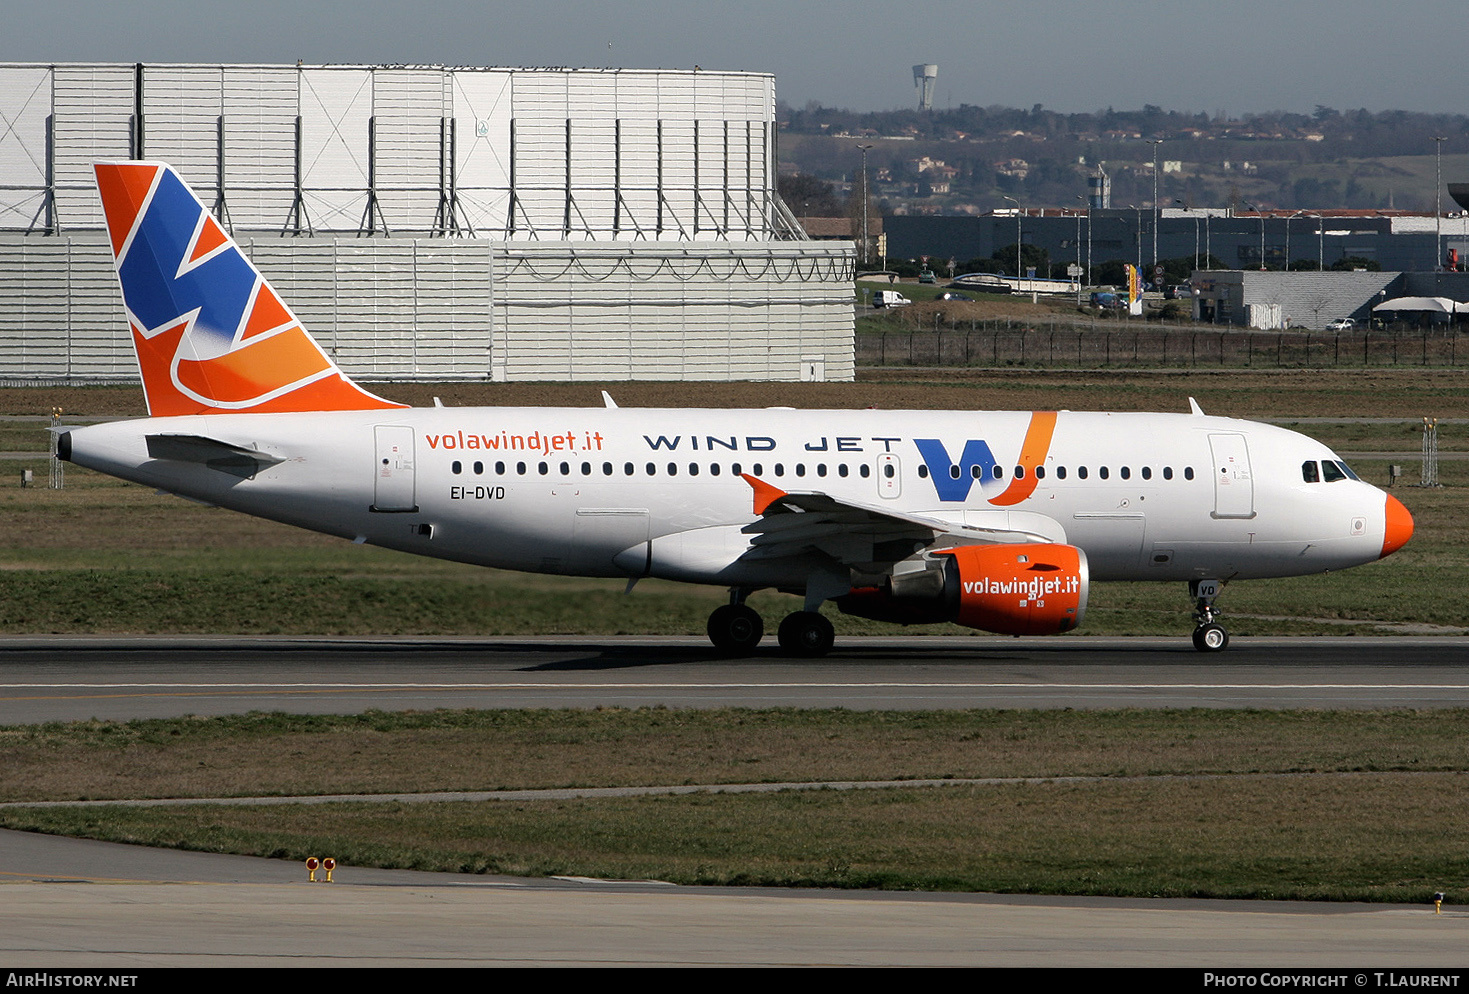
[93,161,407,416]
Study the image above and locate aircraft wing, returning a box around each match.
[738,474,1064,573]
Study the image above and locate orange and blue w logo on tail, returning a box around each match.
[94,162,405,416]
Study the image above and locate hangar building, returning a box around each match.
[0,63,854,383]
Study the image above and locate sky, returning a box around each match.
[5,0,1465,118]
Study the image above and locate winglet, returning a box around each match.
[741,473,788,515]
[601,390,618,409]
[1188,397,1205,416]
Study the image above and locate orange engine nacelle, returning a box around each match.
[836,543,1089,636]
[939,543,1088,635]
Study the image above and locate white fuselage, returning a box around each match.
[62,406,1397,591]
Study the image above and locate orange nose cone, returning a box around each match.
[1381,494,1414,558]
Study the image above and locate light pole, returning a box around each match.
[1076,195,1091,294]
[1308,212,1324,270]
[1433,136,1447,272]
[1002,195,1022,281]
[1147,139,1163,272]
[1176,200,1199,272]
[856,143,874,267]
[1284,210,1305,270]
[1244,202,1266,270]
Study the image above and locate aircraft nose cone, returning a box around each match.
[1381,494,1413,558]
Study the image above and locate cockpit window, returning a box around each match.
[1337,460,1360,481]
[1321,460,1347,483]
[1302,461,1320,483]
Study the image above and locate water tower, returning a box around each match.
[913,64,937,111]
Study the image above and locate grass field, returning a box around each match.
[4,709,1469,900]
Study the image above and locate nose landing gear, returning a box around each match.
[1190,579,1229,652]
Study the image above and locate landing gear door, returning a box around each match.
[877,453,901,499]
[1208,433,1255,519]
[373,425,417,512]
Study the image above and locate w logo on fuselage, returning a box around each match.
[914,438,998,501]
[915,412,1058,506]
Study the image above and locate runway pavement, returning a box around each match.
[0,634,1467,722]
[2,828,1465,967]
[5,634,1468,966]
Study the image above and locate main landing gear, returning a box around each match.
[1190,579,1229,652]
[705,590,835,658]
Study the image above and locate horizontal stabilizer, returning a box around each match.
[145,433,284,479]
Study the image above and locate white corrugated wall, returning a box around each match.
[0,63,853,383]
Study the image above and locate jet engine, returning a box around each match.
[836,543,1089,636]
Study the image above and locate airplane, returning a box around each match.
[58,162,1414,656]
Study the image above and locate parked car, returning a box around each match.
[937,291,973,301]
[1325,318,1357,331]
[872,290,912,308]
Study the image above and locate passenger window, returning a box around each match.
[581,462,591,475]
[1162,466,1172,480]
[646,462,656,475]
[1099,467,1109,480]
[538,462,549,475]
[710,464,721,476]
[883,464,895,479]
[1078,466,1088,480]
[994,465,1005,479]
[839,465,849,478]
[1184,467,1194,480]
[688,463,699,476]
[624,462,634,476]
[1120,466,1130,480]
[1035,466,1046,479]
[774,463,785,477]
[919,465,930,479]
[817,464,828,477]
[795,464,805,477]
[1015,466,1025,479]
[559,461,570,476]
[516,462,527,475]
[602,462,613,475]
[1141,467,1151,480]
[667,462,678,476]
[859,465,871,478]
[452,461,462,474]
[495,461,505,474]
[1302,461,1320,483]
[474,461,484,475]
[1056,466,1067,480]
